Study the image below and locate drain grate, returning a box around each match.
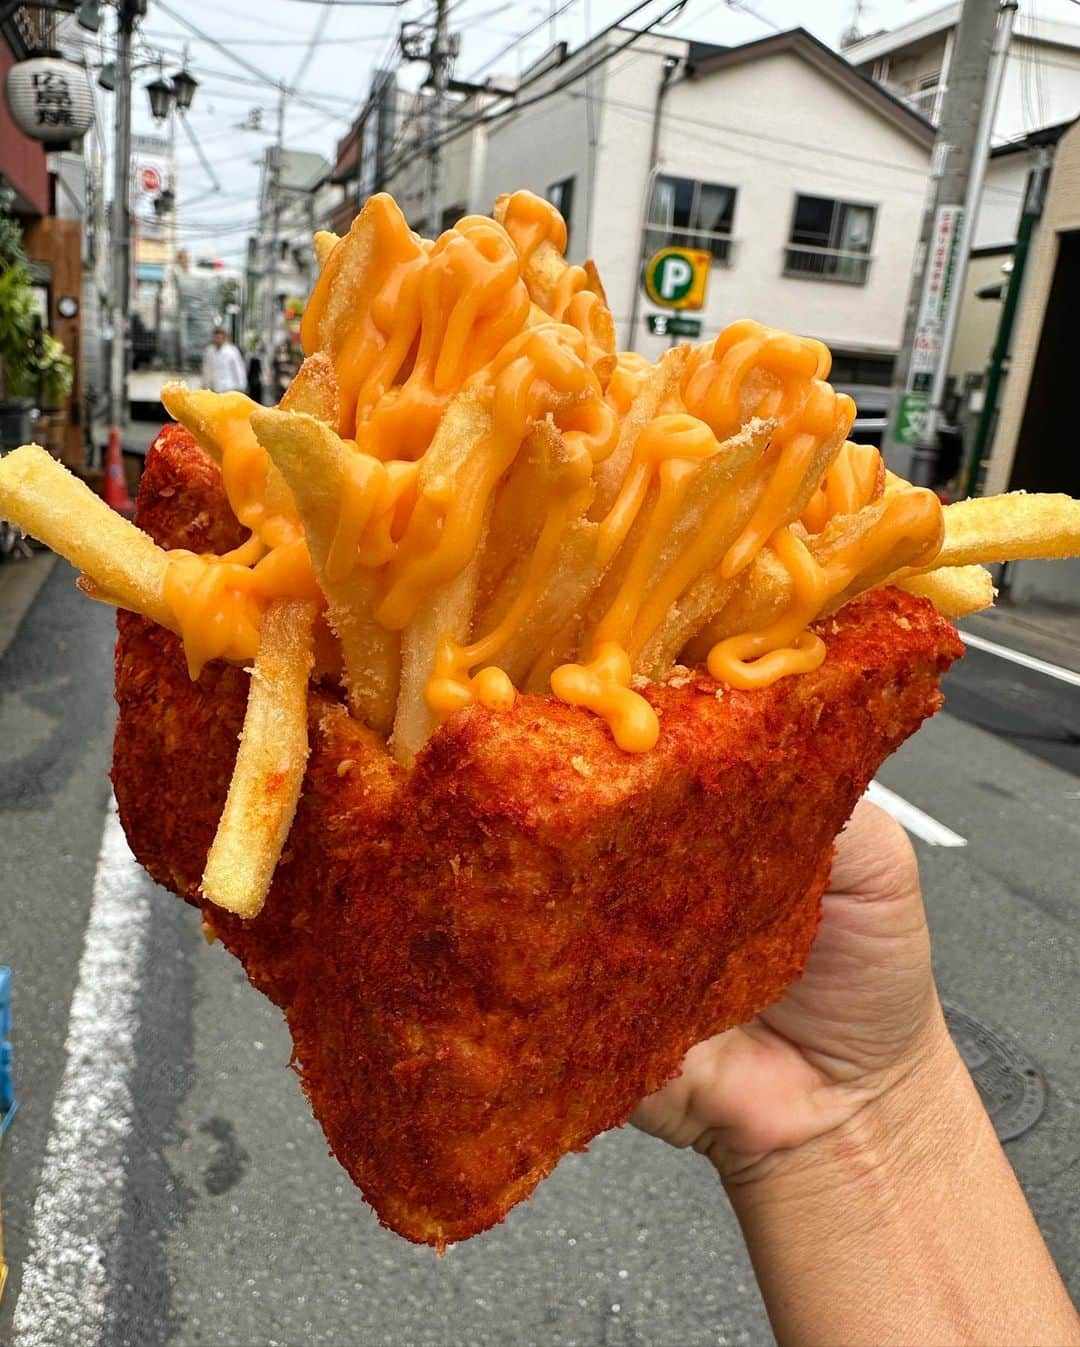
[943,1001,1046,1142]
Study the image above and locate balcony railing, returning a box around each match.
[644,224,735,265]
[783,244,872,285]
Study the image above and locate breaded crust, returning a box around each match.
[113,427,963,1247]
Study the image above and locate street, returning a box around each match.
[0,556,1077,1347]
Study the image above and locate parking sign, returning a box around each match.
[644,247,711,311]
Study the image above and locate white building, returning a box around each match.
[843,3,1080,142]
[480,27,934,380]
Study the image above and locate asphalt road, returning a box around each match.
[1,560,1077,1347]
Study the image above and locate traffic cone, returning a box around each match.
[103,425,134,516]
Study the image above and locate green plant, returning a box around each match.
[0,206,74,408]
[0,215,37,395]
[20,332,74,409]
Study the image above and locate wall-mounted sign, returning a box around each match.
[4,56,95,144]
[643,247,711,311]
[646,312,702,338]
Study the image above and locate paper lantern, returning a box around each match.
[5,56,95,145]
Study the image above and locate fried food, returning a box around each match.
[115,426,961,1245]
[201,596,317,916]
[898,564,996,617]
[6,185,1080,1247]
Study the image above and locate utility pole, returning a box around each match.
[424,0,451,236]
[883,0,1014,485]
[108,0,142,437]
[263,83,286,360]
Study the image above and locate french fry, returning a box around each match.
[250,407,400,733]
[391,554,484,764]
[899,565,996,617]
[493,193,616,359]
[160,384,252,465]
[313,229,339,270]
[906,492,1080,574]
[590,347,689,521]
[201,597,316,917]
[681,548,791,668]
[280,350,341,426]
[0,445,174,629]
[387,391,497,762]
[163,383,300,547]
[637,416,841,675]
[590,417,775,676]
[472,422,602,687]
[678,492,944,670]
[474,420,565,616]
[302,194,425,437]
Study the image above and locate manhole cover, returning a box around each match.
[943,1002,1046,1142]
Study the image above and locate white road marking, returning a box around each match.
[865,780,968,848]
[959,630,1080,689]
[13,798,150,1347]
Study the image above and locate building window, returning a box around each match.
[784,194,876,284]
[546,176,575,249]
[645,174,736,263]
[907,69,942,119]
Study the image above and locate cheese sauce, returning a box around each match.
[161,191,944,751]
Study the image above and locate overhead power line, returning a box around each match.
[292,0,334,87]
[142,27,389,48]
[467,0,581,80]
[383,0,689,182]
[156,0,357,121]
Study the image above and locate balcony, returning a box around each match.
[643,224,734,265]
[783,244,872,285]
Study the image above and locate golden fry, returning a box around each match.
[899,565,996,617]
[280,350,341,426]
[0,444,174,629]
[250,407,400,733]
[201,597,316,917]
[313,230,339,270]
[917,492,1080,572]
[590,347,688,521]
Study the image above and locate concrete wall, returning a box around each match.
[949,249,1013,383]
[995,38,1080,145]
[976,151,1031,248]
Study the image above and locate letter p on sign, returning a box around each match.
[644,247,710,311]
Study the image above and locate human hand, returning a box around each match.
[632,798,954,1182]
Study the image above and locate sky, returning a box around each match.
[90,0,1080,265]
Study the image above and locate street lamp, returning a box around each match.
[171,67,198,112]
[145,74,175,122]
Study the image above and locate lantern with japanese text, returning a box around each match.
[4,56,95,145]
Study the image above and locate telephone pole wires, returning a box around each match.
[883,0,1016,485]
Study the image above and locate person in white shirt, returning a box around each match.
[201,327,246,393]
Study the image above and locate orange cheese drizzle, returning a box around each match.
[159,192,944,753]
[708,486,944,690]
[548,326,862,751]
